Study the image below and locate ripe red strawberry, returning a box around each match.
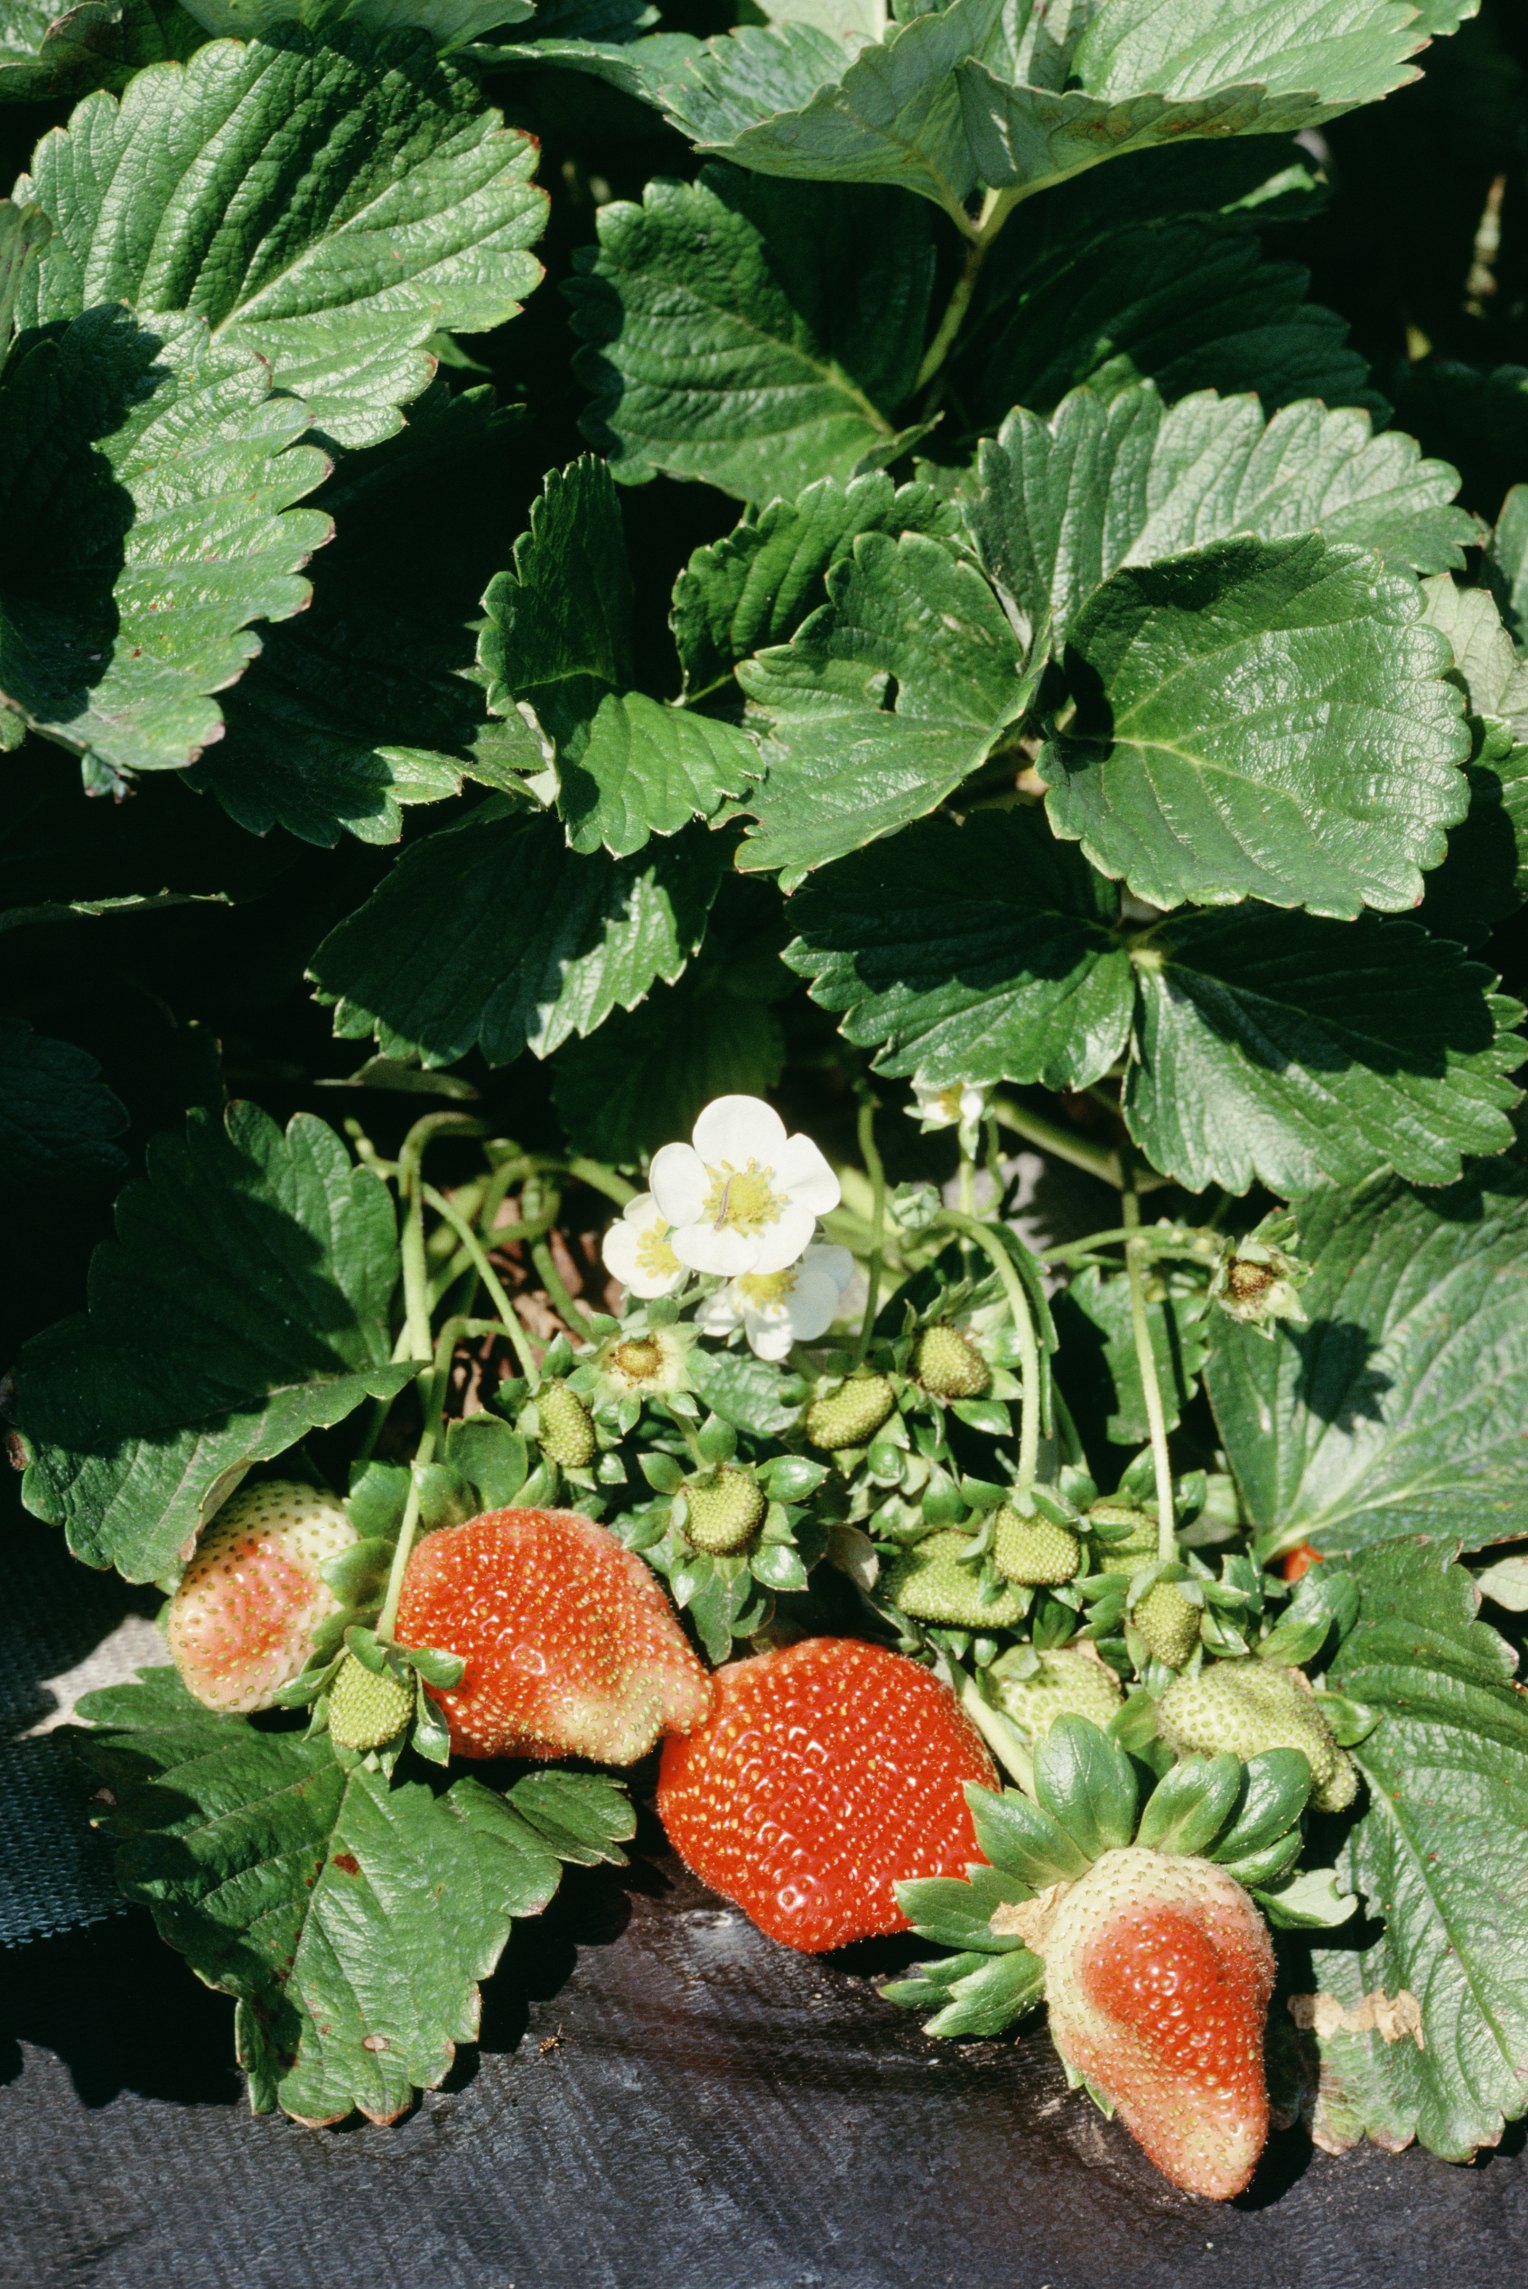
[1037,1845,1275,2200]
[1281,1541,1323,1583]
[394,1506,712,1764]
[166,1479,356,1714]
[657,1637,997,1953]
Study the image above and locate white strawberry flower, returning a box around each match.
[907,1079,987,1135]
[650,1094,840,1277]
[696,1243,856,1362]
[600,1191,685,1299]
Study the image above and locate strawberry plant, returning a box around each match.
[4,0,1528,2206]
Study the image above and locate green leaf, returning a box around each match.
[15,1103,413,1579]
[961,0,1424,204]
[0,305,329,778]
[312,802,723,1069]
[1206,1748,1313,1866]
[1051,1263,1209,1447]
[688,1341,805,1438]
[568,167,935,504]
[78,1669,583,2123]
[1134,1752,1242,1857]
[194,385,541,848]
[0,200,50,361]
[735,531,1030,878]
[784,808,1132,1092]
[969,383,1473,653]
[19,30,547,447]
[0,1017,127,1185]
[897,1864,1033,1952]
[1309,1543,1528,2161]
[956,213,1375,439]
[1487,482,1528,645]
[1122,908,1523,1196]
[1039,535,1471,917]
[1205,1164,1528,1558]
[1033,1714,1139,1862]
[552,948,788,1163]
[442,1415,530,1510]
[922,1945,1046,2038]
[1414,579,1528,948]
[480,457,757,856]
[672,471,960,701]
[506,1769,635,1865]
[0,0,201,104]
[966,1782,1092,1887]
[178,0,532,46]
[654,0,1010,226]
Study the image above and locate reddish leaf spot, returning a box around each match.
[333,1852,361,1876]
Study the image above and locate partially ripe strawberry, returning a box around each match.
[166,1479,355,1715]
[1038,1846,1275,2200]
[657,1637,997,1953]
[394,1507,712,1764]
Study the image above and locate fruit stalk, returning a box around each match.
[1120,1158,1176,1565]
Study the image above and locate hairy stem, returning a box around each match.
[1121,1156,1176,1563]
[422,1182,541,1387]
[990,1094,1124,1187]
[915,186,1019,397]
[936,1208,1043,1495]
[851,1094,887,1367]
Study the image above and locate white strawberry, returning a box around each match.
[166,1479,355,1714]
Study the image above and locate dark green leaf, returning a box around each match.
[672,472,960,701]
[966,1782,1091,1886]
[1040,535,1471,917]
[0,1017,127,1184]
[923,1945,1046,2037]
[0,305,329,778]
[1310,1543,1528,2161]
[1206,1164,1528,1557]
[784,808,1132,1093]
[20,29,546,446]
[1206,1748,1313,1865]
[736,532,1030,878]
[15,1103,412,1578]
[480,457,757,856]
[506,1769,635,1865]
[568,166,935,503]
[312,803,723,1069]
[78,1669,578,2122]
[898,1864,1032,1952]
[1123,908,1523,1195]
[1033,1714,1139,1861]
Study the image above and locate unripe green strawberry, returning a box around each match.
[1159,1660,1357,1812]
[913,1323,990,1400]
[684,1466,766,1555]
[1091,1504,1159,1576]
[537,1381,596,1470]
[167,1479,356,1714]
[1132,1580,1201,1669]
[988,1645,1124,1739]
[805,1373,896,1451]
[328,1652,414,1752]
[885,1530,1027,1628]
[992,1503,1080,1586]
[1037,1845,1275,2199]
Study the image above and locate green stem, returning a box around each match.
[950,1663,1035,1795]
[421,1183,541,1387]
[1042,1224,1218,1271]
[852,1095,887,1368]
[1121,1156,1176,1564]
[990,1094,1124,1188]
[485,1148,636,1210]
[915,186,1019,397]
[531,1232,594,1340]
[936,1209,1043,1496]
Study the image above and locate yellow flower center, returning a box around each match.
[702,1159,784,1236]
[635,1224,680,1279]
[609,1335,664,1385]
[931,1085,965,1122]
[736,1266,798,1309]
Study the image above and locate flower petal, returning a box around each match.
[773,1134,841,1217]
[650,1142,708,1226]
[740,1312,795,1362]
[802,1243,855,1296]
[695,1287,743,1336]
[671,1221,759,1277]
[692,1093,787,1169]
[780,1265,846,1341]
[747,1200,817,1277]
